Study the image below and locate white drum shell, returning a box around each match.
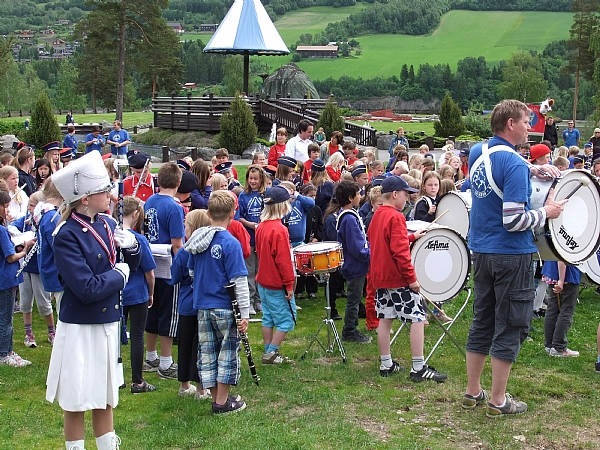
[435,191,471,239]
[529,170,600,264]
[580,252,600,286]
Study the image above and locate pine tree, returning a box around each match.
[218,95,257,155]
[318,95,345,139]
[27,92,61,152]
[434,92,465,138]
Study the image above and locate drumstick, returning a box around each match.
[427,209,450,229]
[564,176,590,200]
[10,184,26,200]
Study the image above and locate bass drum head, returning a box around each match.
[547,170,600,264]
[436,191,471,239]
[410,227,471,303]
[580,251,600,285]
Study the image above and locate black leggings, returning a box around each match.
[295,274,318,295]
[124,301,148,385]
[178,314,200,383]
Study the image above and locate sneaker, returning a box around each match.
[0,352,31,367]
[295,305,302,311]
[295,292,306,299]
[342,331,372,344]
[330,310,342,321]
[262,351,294,364]
[379,360,405,377]
[433,309,453,323]
[549,347,579,357]
[142,358,160,372]
[178,385,197,397]
[254,300,262,313]
[249,304,257,315]
[462,389,489,409]
[195,389,212,400]
[409,364,447,383]
[212,396,246,415]
[131,380,157,394]
[48,332,55,346]
[13,302,20,313]
[544,347,551,354]
[486,393,527,417]
[157,362,178,380]
[24,334,37,348]
[309,293,317,299]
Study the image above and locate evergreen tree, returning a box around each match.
[434,92,465,138]
[318,95,345,139]
[26,92,61,151]
[218,95,257,155]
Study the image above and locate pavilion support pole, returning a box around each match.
[244,51,250,95]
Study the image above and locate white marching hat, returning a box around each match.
[51,151,114,204]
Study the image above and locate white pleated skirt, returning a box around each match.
[46,321,124,412]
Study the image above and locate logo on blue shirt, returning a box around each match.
[470,163,492,199]
[210,244,222,259]
[146,208,159,242]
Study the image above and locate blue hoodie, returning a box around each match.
[336,208,370,279]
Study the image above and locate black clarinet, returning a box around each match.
[225,282,260,386]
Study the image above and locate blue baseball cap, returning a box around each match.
[381,175,419,194]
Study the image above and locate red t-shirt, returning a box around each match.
[228,219,251,260]
[326,166,341,182]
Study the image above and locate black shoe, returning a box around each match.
[212,396,247,415]
[409,364,447,383]
[330,310,342,321]
[358,302,367,319]
[596,361,600,373]
[342,331,372,344]
[380,360,405,377]
[131,380,157,394]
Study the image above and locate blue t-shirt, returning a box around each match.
[169,249,195,317]
[63,134,78,156]
[144,194,185,245]
[562,128,580,147]
[541,260,581,285]
[108,129,131,156]
[37,207,62,292]
[188,230,248,311]
[468,136,537,255]
[284,194,315,243]
[12,216,38,274]
[122,230,156,306]
[236,191,263,246]
[0,225,22,290]
[85,133,105,153]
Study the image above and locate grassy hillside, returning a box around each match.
[262,9,573,80]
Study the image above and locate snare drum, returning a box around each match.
[293,242,344,275]
[406,223,471,303]
[530,169,600,264]
[435,191,471,239]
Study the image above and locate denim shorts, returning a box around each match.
[466,253,535,363]
[197,309,240,389]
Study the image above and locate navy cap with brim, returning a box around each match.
[572,155,585,164]
[264,185,290,204]
[215,161,233,174]
[312,158,325,172]
[127,151,151,169]
[351,165,368,178]
[177,159,191,171]
[178,170,199,194]
[278,156,297,169]
[381,175,419,194]
[372,175,386,187]
[42,141,61,153]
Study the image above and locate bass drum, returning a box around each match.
[406,222,471,303]
[435,191,471,239]
[530,169,600,264]
[579,251,600,287]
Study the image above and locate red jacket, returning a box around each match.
[268,143,286,167]
[255,219,295,291]
[228,219,251,259]
[367,205,417,288]
[326,166,341,182]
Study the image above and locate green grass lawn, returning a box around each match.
[349,119,437,136]
[0,112,154,128]
[3,278,600,448]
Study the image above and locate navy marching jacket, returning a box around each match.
[53,212,141,324]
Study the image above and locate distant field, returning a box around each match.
[270,9,573,80]
[0,112,154,128]
[348,119,436,136]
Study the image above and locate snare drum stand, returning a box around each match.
[301,272,347,363]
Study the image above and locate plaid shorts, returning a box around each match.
[197,309,241,389]
[375,287,426,323]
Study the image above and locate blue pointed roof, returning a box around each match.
[204,0,289,55]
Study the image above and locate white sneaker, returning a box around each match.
[249,304,257,315]
[549,347,579,357]
[194,389,211,400]
[0,352,31,367]
[178,385,197,397]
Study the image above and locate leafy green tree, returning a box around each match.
[223,56,244,96]
[51,60,87,111]
[318,95,345,138]
[464,103,492,139]
[434,92,465,138]
[26,92,61,150]
[497,50,548,103]
[218,94,257,155]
